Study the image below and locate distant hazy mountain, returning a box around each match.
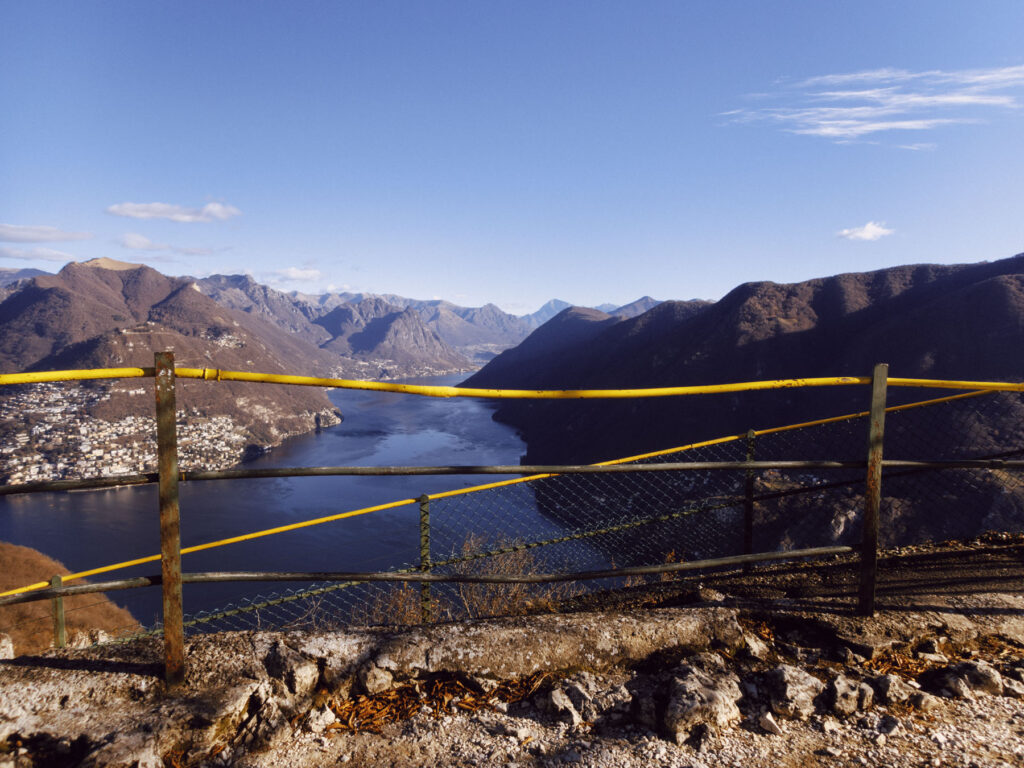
[196,276,471,371]
[524,299,572,329]
[272,286,661,365]
[610,295,665,318]
[464,254,1024,465]
[0,267,49,288]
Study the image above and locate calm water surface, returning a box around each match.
[0,375,551,625]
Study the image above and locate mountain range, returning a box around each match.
[465,253,1024,465]
[0,257,658,470]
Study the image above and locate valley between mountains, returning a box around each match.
[2,253,1024,489]
[0,258,656,484]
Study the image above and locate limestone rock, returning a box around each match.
[759,711,784,736]
[264,640,320,696]
[1002,676,1024,699]
[826,674,861,717]
[663,661,742,745]
[871,674,915,705]
[933,661,1003,698]
[305,705,337,734]
[0,634,13,660]
[857,682,874,711]
[743,633,770,660]
[359,664,394,695]
[549,687,583,727]
[767,664,824,720]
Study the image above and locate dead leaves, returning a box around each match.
[324,671,556,736]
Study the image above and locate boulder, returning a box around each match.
[932,661,1003,698]
[871,674,915,705]
[663,661,742,745]
[826,674,861,717]
[767,664,823,720]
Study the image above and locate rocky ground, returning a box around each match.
[2,537,1024,767]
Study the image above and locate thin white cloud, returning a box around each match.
[837,222,894,241]
[119,232,215,256]
[727,64,1024,145]
[0,223,93,243]
[120,233,167,251]
[267,267,323,283]
[0,245,75,262]
[106,201,241,223]
[792,118,968,139]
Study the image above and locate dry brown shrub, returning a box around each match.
[348,581,424,628]
[437,534,582,622]
[0,540,141,655]
[347,535,583,628]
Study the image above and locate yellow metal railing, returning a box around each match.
[0,367,994,598]
[3,365,1024,397]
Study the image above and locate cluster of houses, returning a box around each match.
[0,382,249,486]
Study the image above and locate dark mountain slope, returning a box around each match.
[0,268,48,288]
[465,254,1024,464]
[462,307,622,387]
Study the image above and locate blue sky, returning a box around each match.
[2,1,1022,314]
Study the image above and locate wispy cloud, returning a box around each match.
[118,232,214,256]
[0,223,93,243]
[107,201,241,223]
[268,267,322,283]
[838,221,894,241]
[727,65,1024,144]
[120,233,166,251]
[0,245,75,262]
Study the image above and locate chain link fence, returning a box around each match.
[100,389,1020,640]
[7,388,1023,646]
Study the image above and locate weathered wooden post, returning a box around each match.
[154,351,185,685]
[418,494,432,623]
[743,429,756,557]
[50,574,66,649]
[858,363,888,616]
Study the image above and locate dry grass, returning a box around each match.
[350,535,583,628]
[0,541,141,655]
[440,534,582,621]
[349,581,424,628]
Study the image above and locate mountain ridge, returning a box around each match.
[464,253,1024,465]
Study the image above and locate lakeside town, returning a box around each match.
[0,382,250,485]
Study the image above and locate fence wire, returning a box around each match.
[10,390,1024,646]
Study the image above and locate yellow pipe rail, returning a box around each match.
[3,364,1024,396]
[0,368,152,386]
[0,389,994,598]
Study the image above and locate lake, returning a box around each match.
[0,375,566,626]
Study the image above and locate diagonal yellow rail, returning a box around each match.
[0,388,993,598]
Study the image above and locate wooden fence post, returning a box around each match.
[154,351,185,686]
[743,430,756,557]
[418,495,432,623]
[50,574,66,648]
[858,363,888,616]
